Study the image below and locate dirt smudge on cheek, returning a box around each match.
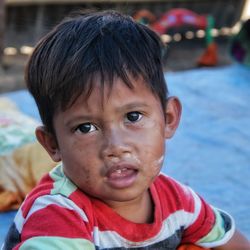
[141,139,165,182]
[152,155,164,170]
[124,153,141,165]
[132,119,165,168]
[136,119,165,144]
[77,167,94,194]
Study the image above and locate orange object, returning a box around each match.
[177,244,211,250]
[197,42,218,67]
[133,9,156,25]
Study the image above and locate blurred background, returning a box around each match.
[0,0,249,92]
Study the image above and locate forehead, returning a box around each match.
[84,74,155,100]
[74,75,159,110]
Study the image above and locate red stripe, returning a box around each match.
[69,189,95,232]
[21,174,54,218]
[156,175,195,219]
[22,204,91,241]
[181,196,215,243]
[92,197,162,241]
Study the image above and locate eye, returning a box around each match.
[126,111,143,123]
[76,123,97,133]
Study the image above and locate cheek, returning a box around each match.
[63,149,99,193]
[143,141,165,170]
[138,123,166,173]
[140,119,166,151]
[62,136,99,159]
[61,139,100,176]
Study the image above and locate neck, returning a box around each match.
[108,190,154,224]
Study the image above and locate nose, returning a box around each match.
[101,127,132,159]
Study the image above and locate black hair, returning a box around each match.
[26,10,168,134]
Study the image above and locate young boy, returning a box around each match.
[3,10,250,250]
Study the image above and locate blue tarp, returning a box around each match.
[1,64,250,244]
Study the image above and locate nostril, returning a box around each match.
[103,146,130,159]
[101,141,132,160]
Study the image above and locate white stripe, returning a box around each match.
[198,209,235,248]
[159,174,202,228]
[14,207,26,233]
[93,209,195,248]
[14,194,88,232]
[185,186,202,227]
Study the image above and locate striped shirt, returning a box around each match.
[2,165,235,250]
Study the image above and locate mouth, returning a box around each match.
[105,164,139,189]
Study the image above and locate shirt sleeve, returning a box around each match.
[196,208,235,248]
[3,194,95,250]
[180,185,235,247]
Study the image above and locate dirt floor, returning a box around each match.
[0,37,233,94]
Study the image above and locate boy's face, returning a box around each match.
[37,76,181,208]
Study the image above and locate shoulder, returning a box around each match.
[153,173,197,208]
[151,174,203,226]
[16,164,94,235]
[22,164,91,212]
[152,174,235,246]
[4,165,94,249]
[152,174,215,230]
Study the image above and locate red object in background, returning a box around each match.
[133,8,218,67]
[151,8,207,35]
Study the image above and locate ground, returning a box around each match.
[0,38,233,93]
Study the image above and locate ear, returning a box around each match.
[35,126,62,162]
[164,97,182,139]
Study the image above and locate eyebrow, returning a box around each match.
[64,102,150,127]
[64,115,94,127]
[115,102,150,113]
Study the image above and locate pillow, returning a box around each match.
[0,97,56,211]
[0,97,38,155]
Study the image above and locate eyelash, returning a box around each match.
[125,111,143,123]
[75,123,97,134]
[75,111,143,134]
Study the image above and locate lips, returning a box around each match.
[106,164,138,189]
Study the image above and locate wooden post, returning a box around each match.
[0,0,5,67]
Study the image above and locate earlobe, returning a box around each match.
[164,97,182,139]
[35,126,61,162]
